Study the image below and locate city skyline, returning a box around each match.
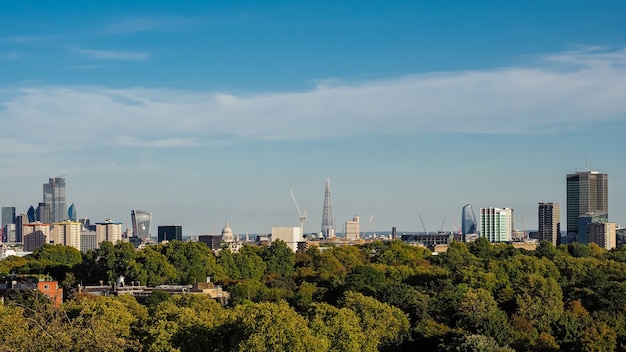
[1,2,625,235]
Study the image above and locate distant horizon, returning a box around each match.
[1,2,625,235]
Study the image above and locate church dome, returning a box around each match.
[222,221,234,243]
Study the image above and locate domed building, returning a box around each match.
[221,221,234,243]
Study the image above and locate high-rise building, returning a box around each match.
[480,207,513,243]
[321,179,335,239]
[1,207,15,227]
[27,206,36,223]
[43,177,67,223]
[158,225,183,243]
[577,211,608,244]
[80,231,97,252]
[131,209,152,239]
[589,222,617,250]
[345,216,360,241]
[23,223,50,252]
[36,202,52,224]
[4,224,16,243]
[52,221,81,250]
[96,220,123,244]
[15,214,28,243]
[566,171,608,238]
[538,202,561,245]
[271,226,303,252]
[68,203,77,222]
[461,204,478,235]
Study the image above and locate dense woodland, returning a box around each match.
[1,238,626,351]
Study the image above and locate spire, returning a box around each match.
[321,178,335,239]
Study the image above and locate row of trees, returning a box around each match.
[2,238,626,351]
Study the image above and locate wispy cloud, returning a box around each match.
[1,51,19,60]
[65,45,149,61]
[104,16,204,34]
[1,48,625,153]
[3,35,57,45]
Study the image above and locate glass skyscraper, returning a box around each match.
[461,204,477,235]
[566,171,608,237]
[131,209,152,239]
[43,177,67,223]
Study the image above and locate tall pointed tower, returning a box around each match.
[321,178,335,239]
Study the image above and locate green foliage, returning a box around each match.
[341,291,410,351]
[263,240,296,277]
[32,244,82,267]
[308,303,366,351]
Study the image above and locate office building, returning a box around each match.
[538,202,561,245]
[52,221,81,250]
[462,204,478,235]
[480,207,513,243]
[589,222,617,250]
[131,209,152,239]
[1,207,15,228]
[271,226,303,252]
[577,211,608,244]
[199,235,223,250]
[23,223,50,252]
[345,216,360,241]
[3,224,16,243]
[96,220,123,244]
[36,202,52,224]
[158,225,183,243]
[566,171,608,237]
[43,177,67,223]
[68,203,77,222]
[27,206,36,223]
[15,214,28,243]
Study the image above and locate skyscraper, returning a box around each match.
[321,179,335,239]
[538,202,560,245]
[68,203,77,222]
[131,209,152,239]
[480,207,513,243]
[566,171,608,237]
[1,207,15,227]
[461,204,477,235]
[43,177,67,223]
[96,219,123,244]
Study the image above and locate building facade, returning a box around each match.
[462,204,478,235]
[271,226,303,252]
[23,223,50,252]
[566,171,608,237]
[43,177,67,223]
[345,216,360,241]
[538,202,560,246]
[96,220,123,244]
[158,225,183,243]
[198,235,223,250]
[52,221,81,250]
[589,222,617,250]
[480,207,513,243]
[131,209,152,239]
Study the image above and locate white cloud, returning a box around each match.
[65,46,149,61]
[1,48,625,153]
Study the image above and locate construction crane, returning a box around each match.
[419,214,428,234]
[289,189,307,235]
[439,218,446,233]
[361,214,375,239]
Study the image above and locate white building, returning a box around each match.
[480,207,513,243]
[96,219,123,244]
[271,226,303,252]
[52,221,82,250]
[345,216,360,241]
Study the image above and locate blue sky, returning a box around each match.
[1,1,625,236]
